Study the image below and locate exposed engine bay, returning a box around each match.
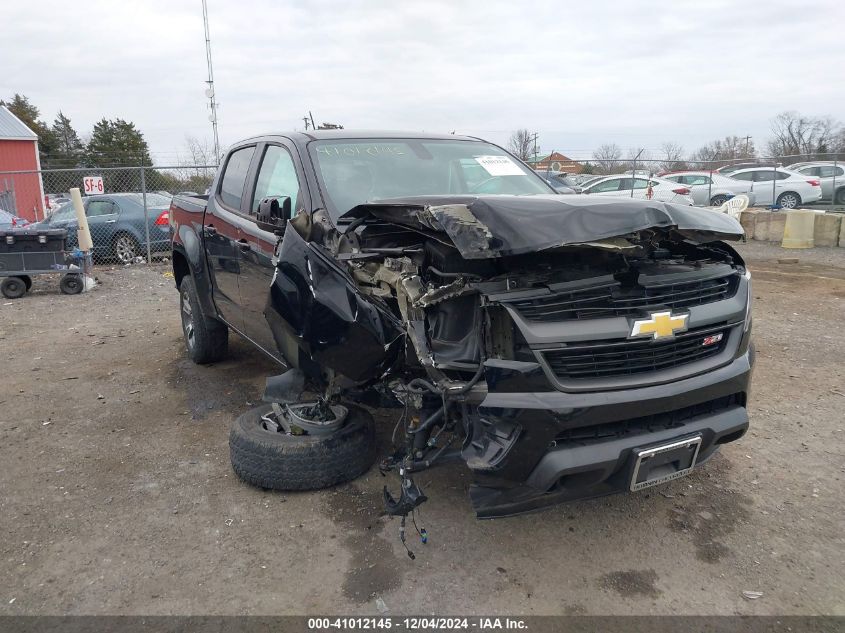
[260,194,747,545]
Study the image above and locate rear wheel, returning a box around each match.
[179,275,228,363]
[777,192,801,209]
[710,195,729,207]
[835,188,845,205]
[1,276,27,299]
[113,233,140,264]
[59,273,83,295]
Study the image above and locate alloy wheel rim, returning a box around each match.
[181,289,195,348]
[116,236,136,263]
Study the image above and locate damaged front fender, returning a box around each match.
[266,227,404,382]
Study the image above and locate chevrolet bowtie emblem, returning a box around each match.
[630,311,689,340]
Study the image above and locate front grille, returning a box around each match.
[542,324,729,380]
[553,394,744,447]
[511,273,739,322]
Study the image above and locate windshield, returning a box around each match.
[309,138,553,216]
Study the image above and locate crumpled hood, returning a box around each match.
[339,194,744,259]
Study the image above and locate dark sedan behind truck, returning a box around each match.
[169,130,753,520]
[38,193,172,263]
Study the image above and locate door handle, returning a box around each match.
[105,219,117,224]
[237,239,251,252]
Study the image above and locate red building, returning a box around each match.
[0,105,45,222]
[525,151,583,174]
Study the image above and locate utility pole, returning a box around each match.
[201,0,220,163]
[526,132,539,164]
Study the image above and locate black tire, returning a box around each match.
[179,275,228,363]
[113,232,140,264]
[777,191,801,209]
[59,273,83,295]
[836,188,845,205]
[1,276,27,299]
[229,403,377,491]
[20,275,32,291]
[710,195,729,207]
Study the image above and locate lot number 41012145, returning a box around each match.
[83,176,104,195]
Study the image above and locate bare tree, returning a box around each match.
[767,111,841,161]
[659,142,687,172]
[690,135,756,168]
[182,135,216,166]
[508,129,534,161]
[592,143,622,174]
[622,147,652,174]
[173,135,218,193]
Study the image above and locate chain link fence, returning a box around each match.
[1,153,843,268]
[568,152,844,211]
[0,165,216,265]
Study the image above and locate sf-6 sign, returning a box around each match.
[83,176,104,195]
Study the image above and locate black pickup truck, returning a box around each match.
[170,130,753,519]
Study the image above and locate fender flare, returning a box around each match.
[173,225,217,319]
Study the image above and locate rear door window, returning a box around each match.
[219,146,256,211]
[589,178,622,193]
[730,172,753,181]
[686,175,711,186]
[86,200,117,216]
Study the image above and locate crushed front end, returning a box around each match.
[275,195,754,519]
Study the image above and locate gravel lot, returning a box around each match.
[1,241,843,616]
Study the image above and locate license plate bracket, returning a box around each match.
[629,435,702,491]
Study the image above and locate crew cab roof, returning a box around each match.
[241,130,480,143]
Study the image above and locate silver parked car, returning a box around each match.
[727,168,822,208]
[788,162,845,205]
[580,174,695,205]
[661,171,756,207]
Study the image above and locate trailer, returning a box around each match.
[0,228,83,298]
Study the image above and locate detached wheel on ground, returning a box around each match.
[229,403,377,491]
[179,275,228,363]
[1,276,27,299]
[777,192,801,209]
[113,232,140,264]
[59,273,83,295]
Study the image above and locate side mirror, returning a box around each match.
[256,196,292,233]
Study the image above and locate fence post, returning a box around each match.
[708,167,713,205]
[140,166,152,264]
[832,157,838,211]
[772,164,777,209]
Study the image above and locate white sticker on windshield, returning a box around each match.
[474,155,525,176]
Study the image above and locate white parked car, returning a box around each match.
[727,168,822,208]
[789,162,845,205]
[580,174,695,205]
[660,171,756,207]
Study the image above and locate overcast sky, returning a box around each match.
[3,0,844,163]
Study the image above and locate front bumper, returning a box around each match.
[466,347,754,518]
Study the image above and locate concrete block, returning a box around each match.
[739,209,761,240]
[781,210,815,249]
[839,215,845,248]
[753,212,787,242]
[814,213,842,248]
